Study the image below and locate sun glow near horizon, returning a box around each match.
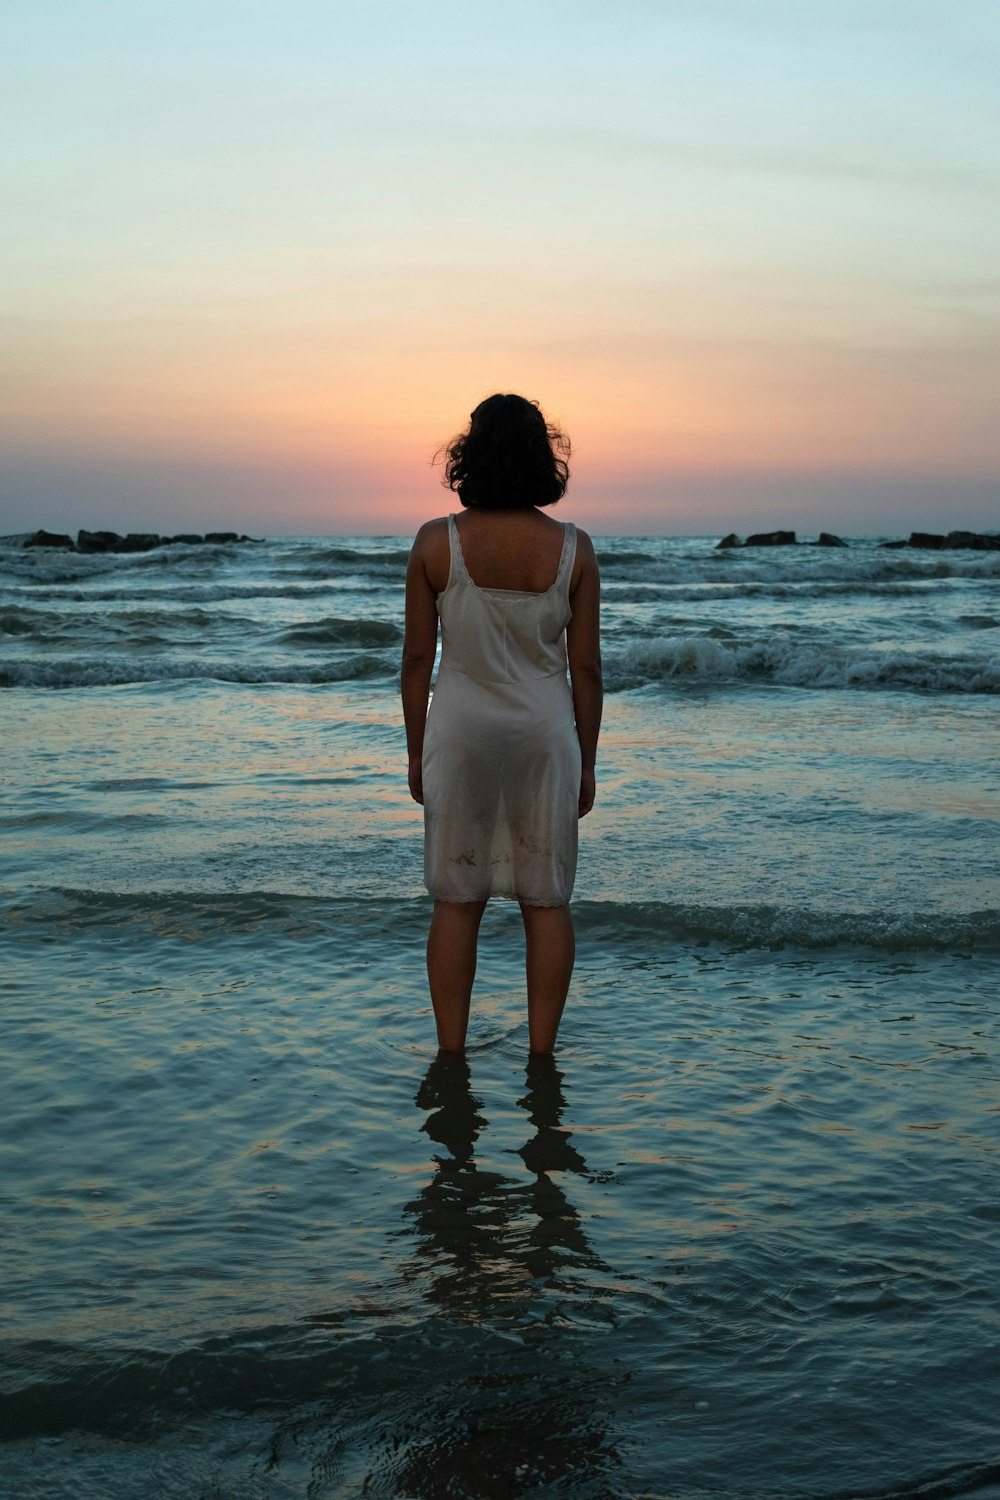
[2,1,998,535]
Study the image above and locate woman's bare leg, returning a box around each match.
[427,899,487,1052]
[519,902,575,1054]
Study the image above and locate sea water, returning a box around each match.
[1,533,998,1498]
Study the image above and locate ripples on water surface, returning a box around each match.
[2,534,999,1497]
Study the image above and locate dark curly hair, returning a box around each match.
[439,393,571,510]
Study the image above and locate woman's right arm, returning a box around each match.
[566,530,603,817]
[401,525,440,805]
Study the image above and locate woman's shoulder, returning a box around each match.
[410,515,451,558]
[412,514,450,541]
[568,524,598,591]
[569,524,597,559]
[408,515,452,593]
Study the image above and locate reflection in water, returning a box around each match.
[404,1051,597,1313]
[268,1057,625,1497]
[516,1054,593,1279]
[382,1052,624,1497]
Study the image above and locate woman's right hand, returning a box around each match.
[578,767,595,818]
[408,755,424,805]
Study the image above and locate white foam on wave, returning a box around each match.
[0,654,392,689]
[2,581,365,604]
[5,632,997,693]
[8,887,998,953]
[602,579,949,604]
[606,634,1000,693]
[0,541,245,585]
[576,898,1000,952]
[600,550,1000,587]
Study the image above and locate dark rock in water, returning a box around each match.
[116,533,162,552]
[815,532,846,547]
[883,531,1000,551]
[77,529,122,552]
[26,529,75,549]
[745,530,796,547]
[908,532,945,550]
[18,526,259,551]
[946,530,1000,551]
[716,533,741,549]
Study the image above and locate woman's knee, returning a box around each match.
[519,901,572,929]
[433,898,487,924]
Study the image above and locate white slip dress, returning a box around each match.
[422,514,581,906]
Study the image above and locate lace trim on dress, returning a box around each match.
[449,515,573,597]
[426,888,571,908]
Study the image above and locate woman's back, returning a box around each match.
[422,507,577,596]
[452,507,568,593]
[437,513,576,686]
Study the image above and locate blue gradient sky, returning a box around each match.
[2,0,998,534]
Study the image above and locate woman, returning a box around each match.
[401,393,602,1055]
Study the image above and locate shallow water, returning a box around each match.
[2,534,999,1497]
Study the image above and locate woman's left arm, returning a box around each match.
[567,529,603,817]
[400,526,439,804]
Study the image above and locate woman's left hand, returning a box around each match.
[408,755,424,805]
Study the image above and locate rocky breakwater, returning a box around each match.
[2,530,261,551]
[716,528,1000,550]
[879,530,1000,551]
[716,530,846,548]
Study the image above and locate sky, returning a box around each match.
[1,0,998,536]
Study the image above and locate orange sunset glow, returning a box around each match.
[2,2,998,536]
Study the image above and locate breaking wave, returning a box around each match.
[0,603,253,645]
[5,632,997,693]
[600,550,1000,586]
[274,615,402,646]
[0,540,247,585]
[0,654,393,689]
[605,634,1000,694]
[4,887,997,954]
[2,581,363,604]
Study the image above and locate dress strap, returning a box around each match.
[448,513,575,593]
[556,522,578,591]
[446,513,467,590]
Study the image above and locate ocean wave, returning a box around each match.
[3,887,997,953]
[274,541,411,572]
[575,899,1000,952]
[600,552,1000,586]
[5,634,995,693]
[1,1316,571,1443]
[0,604,39,636]
[602,579,956,604]
[4,1326,1000,1500]
[593,547,660,565]
[0,653,394,689]
[0,887,434,944]
[275,615,402,647]
[0,540,246,585]
[1,581,368,604]
[0,603,253,645]
[6,538,999,597]
[604,634,1000,694]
